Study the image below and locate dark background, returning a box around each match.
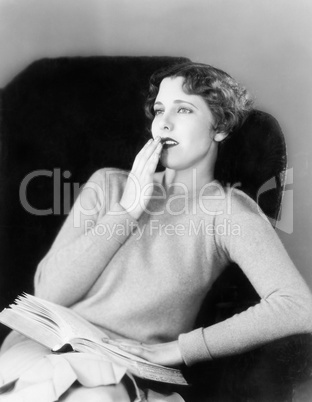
[0,0,311,290]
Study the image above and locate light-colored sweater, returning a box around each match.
[34,168,312,366]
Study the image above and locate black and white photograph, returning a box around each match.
[0,1,311,401]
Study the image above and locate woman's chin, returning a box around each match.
[160,149,192,171]
[159,157,184,171]
[159,153,174,169]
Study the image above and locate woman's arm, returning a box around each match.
[34,137,162,307]
[34,168,138,306]
[178,211,312,366]
[105,202,312,368]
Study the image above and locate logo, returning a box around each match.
[256,168,293,234]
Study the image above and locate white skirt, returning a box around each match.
[0,332,185,402]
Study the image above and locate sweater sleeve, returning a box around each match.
[179,210,312,366]
[34,168,137,306]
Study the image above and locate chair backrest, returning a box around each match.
[0,56,190,342]
[215,109,287,222]
[199,109,287,326]
[0,56,287,342]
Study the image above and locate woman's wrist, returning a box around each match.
[102,338,184,367]
[119,199,142,220]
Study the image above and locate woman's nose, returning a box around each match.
[159,114,173,131]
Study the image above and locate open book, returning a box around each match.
[0,293,188,386]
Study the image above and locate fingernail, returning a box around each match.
[155,136,161,142]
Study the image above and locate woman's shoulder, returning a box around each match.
[213,185,273,244]
[220,184,268,221]
[86,167,130,187]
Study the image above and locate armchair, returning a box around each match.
[0,56,311,401]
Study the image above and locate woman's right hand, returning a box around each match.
[119,136,163,220]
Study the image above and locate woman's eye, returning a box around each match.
[178,107,192,114]
[154,109,164,116]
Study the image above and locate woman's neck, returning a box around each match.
[159,167,215,196]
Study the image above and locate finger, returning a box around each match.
[112,338,144,345]
[135,137,159,170]
[142,142,162,175]
[117,343,147,358]
[137,139,153,154]
[134,137,161,174]
[102,338,144,347]
[132,139,153,170]
[102,339,124,346]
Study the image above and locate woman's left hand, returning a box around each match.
[102,338,184,367]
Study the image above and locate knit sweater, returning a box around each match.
[34,168,312,366]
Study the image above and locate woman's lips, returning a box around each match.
[160,137,179,149]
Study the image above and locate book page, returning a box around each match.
[0,294,189,385]
[0,294,105,349]
[0,308,60,350]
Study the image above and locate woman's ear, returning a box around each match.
[214,132,228,142]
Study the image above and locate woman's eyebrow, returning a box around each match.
[154,100,198,109]
[174,100,198,109]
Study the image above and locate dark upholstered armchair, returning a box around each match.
[0,56,311,401]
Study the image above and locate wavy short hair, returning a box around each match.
[145,61,254,135]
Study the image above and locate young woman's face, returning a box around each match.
[151,76,218,171]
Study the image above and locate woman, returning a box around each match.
[1,62,312,401]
